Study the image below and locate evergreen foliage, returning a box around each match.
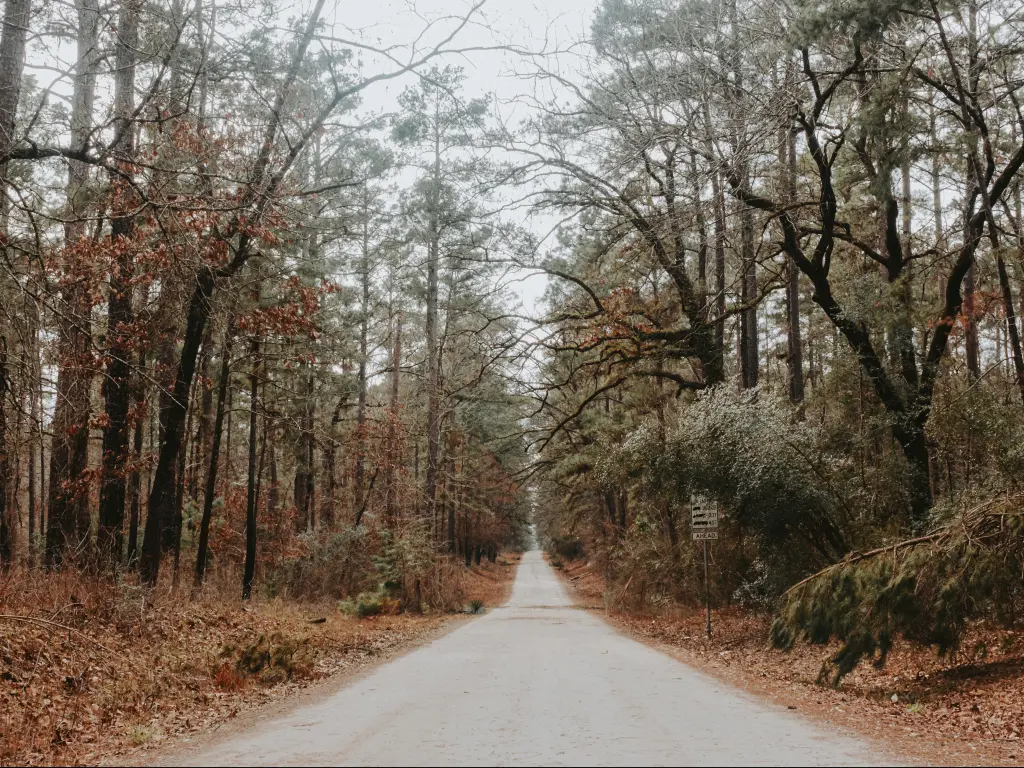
[771,497,1024,684]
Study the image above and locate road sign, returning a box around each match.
[690,494,719,638]
[690,494,719,533]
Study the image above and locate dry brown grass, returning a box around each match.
[0,552,522,766]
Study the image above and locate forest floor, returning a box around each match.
[554,558,1024,767]
[0,553,521,767]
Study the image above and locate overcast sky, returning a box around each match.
[341,0,597,110]
[338,0,601,313]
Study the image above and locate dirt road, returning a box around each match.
[168,550,894,766]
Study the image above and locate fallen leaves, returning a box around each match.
[0,556,519,766]
[557,559,1023,767]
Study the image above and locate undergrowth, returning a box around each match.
[771,496,1024,684]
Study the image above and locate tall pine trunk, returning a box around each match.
[242,338,260,600]
[354,191,370,516]
[384,311,402,524]
[784,60,804,405]
[126,353,146,567]
[0,0,32,567]
[46,0,100,568]
[424,126,442,542]
[703,104,727,368]
[195,328,231,588]
[731,0,758,389]
[98,0,141,568]
[0,338,9,565]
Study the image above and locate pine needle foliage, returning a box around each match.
[771,497,1024,685]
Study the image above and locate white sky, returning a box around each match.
[341,0,596,109]
[339,0,600,314]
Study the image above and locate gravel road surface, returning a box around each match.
[169,549,893,766]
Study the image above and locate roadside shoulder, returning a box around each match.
[551,558,1020,768]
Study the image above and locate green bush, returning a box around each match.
[338,588,385,618]
[606,387,851,603]
[771,497,1024,684]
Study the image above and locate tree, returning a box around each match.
[393,65,492,543]
[97,0,141,567]
[45,0,101,567]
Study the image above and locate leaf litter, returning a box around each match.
[558,558,1023,767]
[0,556,520,766]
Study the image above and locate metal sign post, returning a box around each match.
[690,495,719,638]
[704,538,710,638]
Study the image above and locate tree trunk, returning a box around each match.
[964,154,981,379]
[191,327,214,509]
[195,330,230,588]
[354,191,370,514]
[269,441,279,524]
[293,360,316,532]
[305,370,316,530]
[0,0,30,181]
[703,104,727,365]
[0,0,31,567]
[242,337,260,600]
[784,70,804,405]
[27,372,37,563]
[731,0,757,389]
[689,151,722,385]
[140,270,216,585]
[384,311,402,524]
[46,0,100,569]
[98,0,141,568]
[171,387,195,583]
[998,125,1024,399]
[323,397,343,527]
[0,338,9,566]
[425,129,442,543]
[156,324,180,555]
[446,456,456,553]
[126,353,146,568]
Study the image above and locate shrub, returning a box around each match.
[608,387,851,601]
[771,496,1024,684]
[213,663,246,691]
[338,590,383,618]
[272,528,376,600]
[217,632,311,686]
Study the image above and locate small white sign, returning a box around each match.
[692,530,719,541]
[690,494,719,530]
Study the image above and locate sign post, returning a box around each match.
[690,495,719,638]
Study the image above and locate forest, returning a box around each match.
[1,0,1024,759]
[529,0,1024,683]
[0,0,532,602]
